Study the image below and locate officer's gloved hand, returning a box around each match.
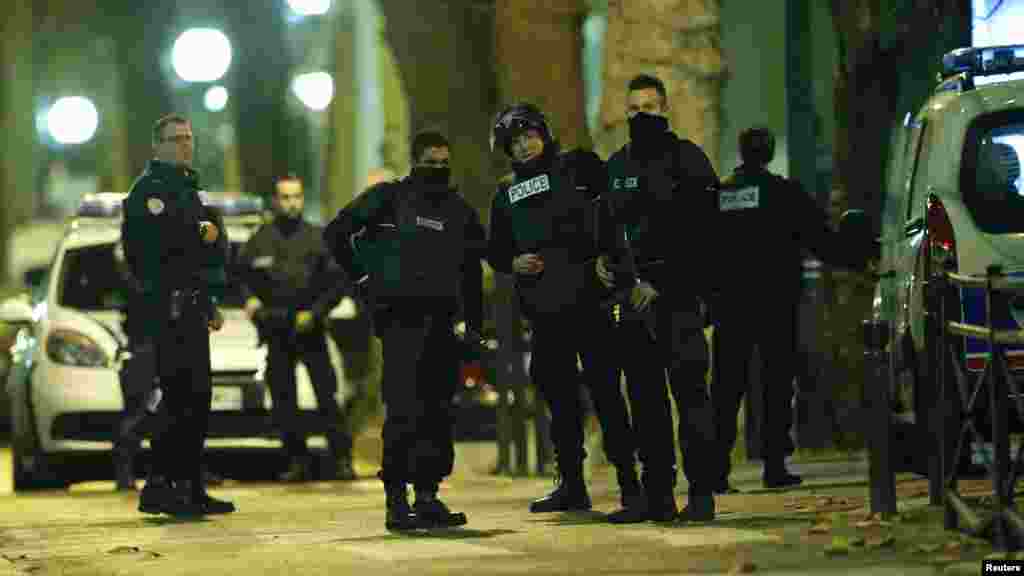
[596,255,615,289]
[295,310,315,333]
[244,297,263,320]
[208,307,224,332]
[199,221,219,244]
[631,281,659,312]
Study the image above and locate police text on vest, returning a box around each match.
[719,186,760,211]
[508,174,551,204]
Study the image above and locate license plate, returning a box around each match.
[211,386,243,412]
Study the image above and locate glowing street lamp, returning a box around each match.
[291,71,334,111]
[287,0,332,16]
[172,28,232,83]
[46,96,99,145]
[204,85,229,112]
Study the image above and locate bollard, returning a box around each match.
[862,318,897,516]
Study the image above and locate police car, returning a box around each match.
[0,192,357,490]
[875,45,1024,461]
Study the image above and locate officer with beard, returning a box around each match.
[325,131,486,531]
[710,127,877,493]
[597,74,720,523]
[238,176,353,482]
[487,103,641,517]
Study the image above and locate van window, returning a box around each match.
[962,111,1024,234]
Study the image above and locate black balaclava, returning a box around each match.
[628,112,671,157]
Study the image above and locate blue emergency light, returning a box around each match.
[942,45,1024,80]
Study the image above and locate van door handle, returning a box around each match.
[904,217,924,238]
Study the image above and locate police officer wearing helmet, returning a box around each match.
[325,130,486,531]
[122,113,235,516]
[237,176,354,483]
[710,127,876,493]
[487,103,641,516]
[597,74,720,523]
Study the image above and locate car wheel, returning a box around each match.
[12,443,66,491]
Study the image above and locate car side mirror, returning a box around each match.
[0,296,35,326]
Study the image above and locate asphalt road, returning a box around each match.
[0,441,986,576]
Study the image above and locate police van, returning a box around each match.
[0,192,355,490]
[875,44,1024,469]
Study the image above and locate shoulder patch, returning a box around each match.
[416,216,445,231]
[719,186,760,212]
[508,174,551,204]
[146,197,165,215]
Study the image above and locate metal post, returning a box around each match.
[986,265,1010,550]
[938,270,959,530]
[863,319,897,516]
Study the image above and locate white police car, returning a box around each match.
[876,45,1024,433]
[0,192,356,490]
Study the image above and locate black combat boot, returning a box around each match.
[115,454,136,492]
[279,456,312,483]
[642,470,678,523]
[762,457,802,489]
[138,474,173,514]
[529,462,591,513]
[606,465,649,524]
[677,491,715,522]
[384,482,419,531]
[413,485,467,528]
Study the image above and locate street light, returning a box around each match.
[287,0,332,16]
[291,71,334,111]
[172,28,232,83]
[204,85,229,112]
[46,96,99,145]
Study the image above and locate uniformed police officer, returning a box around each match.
[710,127,875,493]
[238,176,354,483]
[487,103,641,516]
[596,74,720,523]
[122,114,235,516]
[325,130,486,531]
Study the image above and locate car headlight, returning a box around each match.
[46,329,109,367]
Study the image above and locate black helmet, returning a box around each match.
[491,103,552,156]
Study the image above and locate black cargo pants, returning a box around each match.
[618,294,716,496]
[529,303,636,472]
[375,305,459,491]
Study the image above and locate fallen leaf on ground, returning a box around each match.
[915,544,942,554]
[729,560,757,574]
[808,523,832,534]
[931,555,959,566]
[107,546,141,555]
[825,536,850,556]
[854,520,879,529]
[866,535,896,549]
[944,541,962,553]
[850,537,866,547]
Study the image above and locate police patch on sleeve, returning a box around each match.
[416,216,445,231]
[146,197,165,215]
[508,174,550,204]
[718,186,760,211]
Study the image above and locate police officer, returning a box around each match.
[487,103,642,516]
[122,114,235,516]
[325,130,485,531]
[238,176,354,482]
[597,74,720,523]
[710,127,876,493]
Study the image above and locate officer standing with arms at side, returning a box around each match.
[122,114,235,516]
[487,103,642,516]
[238,176,355,482]
[710,127,876,493]
[325,130,486,531]
[597,74,720,523]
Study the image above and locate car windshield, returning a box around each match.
[58,241,248,311]
[963,112,1024,234]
